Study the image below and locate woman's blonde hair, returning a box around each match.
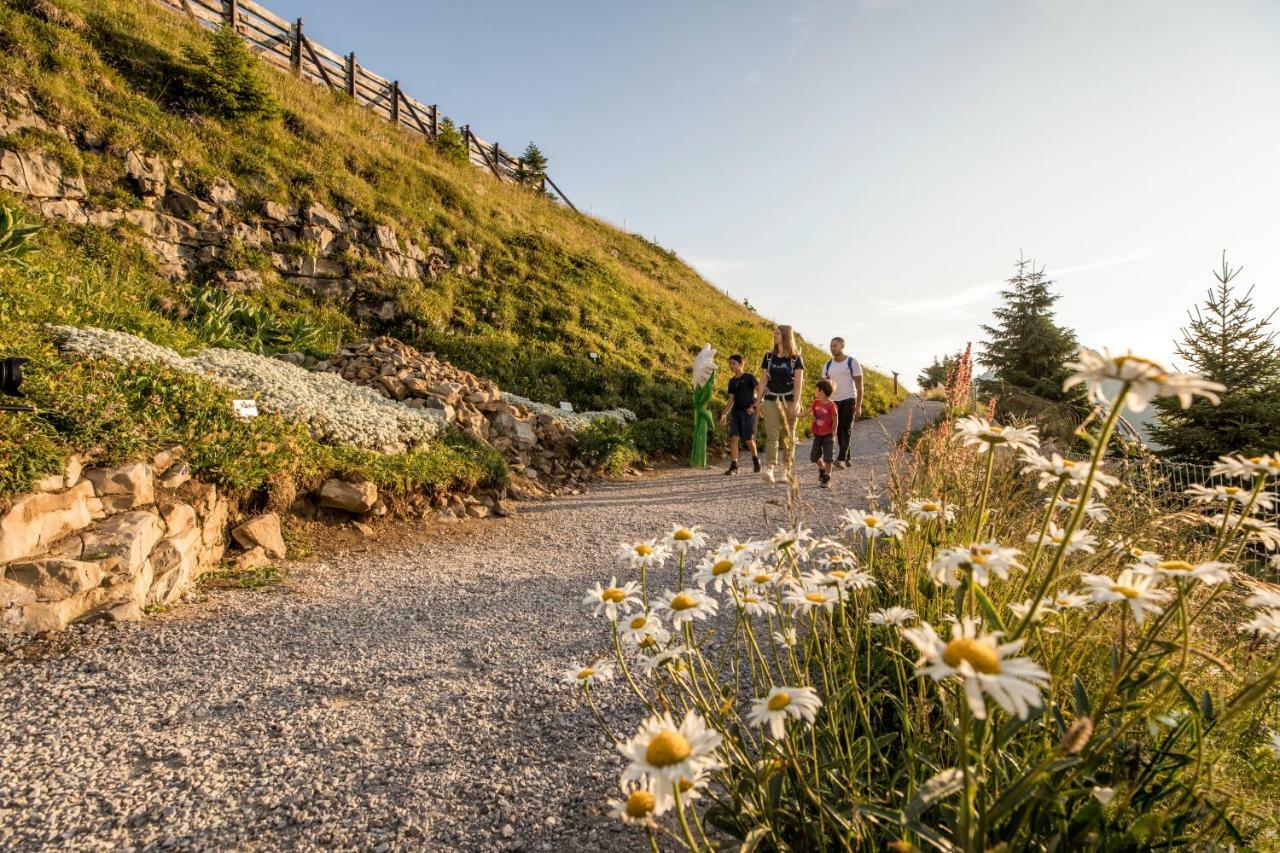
[774,325,799,359]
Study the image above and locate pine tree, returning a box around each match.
[1149,254,1280,462]
[515,142,548,188]
[978,256,1084,407]
[433,117,469,165]
[917,355,953,390]
[178,25,278,120]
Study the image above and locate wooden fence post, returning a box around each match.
[462,125,470,157]
[346,53,356,97]
[430,105,438,138]
[893,372,899,396]
[390,81,400,125]
[226,0,238,29]
[290,18,303,74]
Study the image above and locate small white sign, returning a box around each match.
[232,399,259,418]
[559,401,574,413]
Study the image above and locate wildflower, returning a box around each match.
[783,583,840,614]
[929,542,1024,588]
[637,644,689,674]
[767,526,814,560]
[1141,558,1232,586]
[619,711,723,786]
[1240,609,1280,641]
[1032,522,1097,556]
[1092,786,1115,806]
[901,618,1049,720]
[1268,733,1280,761]
[665,524,708,555]
[619,613,670,649]
[655,588,719,628]
[955,416,1039,455]
[773,628,798,648]
[1120,545,1164,565]
[1187,483,1276,511]
[1244,585,1280,610]
[561,660,614,689]
[693,551,742,592]
[616,539,669,570]
[804,567,876,595]
[1052,494,1111,523]
[906,498,955,523]
[1051,592,1090,610]
[744,568,782,588]
[1212,452,1280,481]
[608,778,667,826]
[747,686,823,738]
[1080,569,1169,626]
[840,509,908,540]
[817,543,861,571]
[1008,599,1052,624]
[740,592,777,618]
[1063,347,1224,412]
[583,578,642,620]
[1022,451,1120,496]
[869,606,917,626]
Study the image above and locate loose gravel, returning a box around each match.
[0,398,941,852]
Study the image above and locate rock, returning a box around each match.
[38,198,88,224]
[232,513,286,559]
[105,600,143,623]
[351,521,375,537]
[261,200,295,223]
[5,557,105,601]
[0,148,86,198]
[34,472,65,493]
[84,462,155,510]
[371,224,399,251]
[147,524,203,606]
[212,268,264,293]
[150,446,183,476]
[77,511,166,577]
[0,577,37,611]
[304,202,343,230]
[233,546,271,571]
[64,455,83,489]
[0,480,95,564]
[124,149,166,197]
[162,190,206,219]
[161,503,197,538]
[465,504,490,520]
[208,178,239,206]
[318,479,378,514]
[160,462,192,489]
[493,500,516,517]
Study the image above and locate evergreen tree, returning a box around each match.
[177,25,278,121]
[978,256,1084,407]
[1149,254,1280,462]
[433,117,469,165]
[515,142,549,188]
[917,354,953,390]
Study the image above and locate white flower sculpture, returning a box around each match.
[693,343,717,387]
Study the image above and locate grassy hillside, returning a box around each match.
[0,0,902,494]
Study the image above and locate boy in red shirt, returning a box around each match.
[805,379,838,488]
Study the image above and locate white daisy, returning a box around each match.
[583,578,642,620]
[1212,453,1280,481]
[1032,522,1097,556]
[773,628,798,648]
[1051,592,1090,610]
[1140,558,1232,586]
[618,711,723,786]
[1244,585,1280,610]
[1186,483,1275,511]
[746,686,823,738]
[607,778,668,826]
[739,591,777,618]
[869,606,917,626]
[1240,609,1280,641]
[744,568,782,589]
[929,542,1024,588]
[561,660,615,689]
[1080,569,1169,626]
[616,539,669,570]
[619,612,671,649]
[637,644,689,675]
[840,509,908,540]
[767,527,814,561]
[901,618,1049,720]
[955,416,1039,455]
[1063,347,1224,412]
[655,588,719,627]
[783,584,840,614]
[692,551,743,592]
[1052,494,1111,523]
[665,524,708,555]
[906,498,955,523]
[1008,599,1052,624]
[817,567,877,593]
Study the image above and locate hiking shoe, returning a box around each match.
[724,461,738,475]
[752,456,761,473]
[761,464,775,484]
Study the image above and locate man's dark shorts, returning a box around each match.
[810,433,834,463]
[729,409,757,439]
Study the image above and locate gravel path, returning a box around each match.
[0,397,941,852]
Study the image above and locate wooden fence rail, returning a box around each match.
[154,0,576,211]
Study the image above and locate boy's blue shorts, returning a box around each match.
[729,409,757,439]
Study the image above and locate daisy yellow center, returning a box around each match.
[942,638,1001,674]
[673,529,693,541]
[635,544,654,557]
[645,730,692,767]
[1116,354,1164,373]
[602,587,627,603]
[1062,459,1076,468]
[1113,585,1142,598]
[639,636,657,649]
[712,560,734,576]
[1249,456,1264,464]
[921,502,940,512]
[988,426,1004,434]
[805,592,827,603]
[1224,486,1241,495]
[864,516,880,527]
[577,668,594,680]
[767,692,792,711]
[733,543,748,551]
[630,616,648,630]
[754,574,772,584]
[678,777,695,793]
[779,539,796,549]
[829,570,848,580]
[970,554,989,566]
[1156,560,1194,573]
[626,790,656,818]
[671,593,698,611]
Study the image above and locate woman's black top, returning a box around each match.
[761,352,804,396]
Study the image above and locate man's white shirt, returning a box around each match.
[823,356,862,403]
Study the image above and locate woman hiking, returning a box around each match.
[753,325,805,484]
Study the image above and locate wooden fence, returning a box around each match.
[151,0,577,211]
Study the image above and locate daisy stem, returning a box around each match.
[580,685,619,745]
[612,621,657,714]
[1011,477,1067,602]
[678,551,686,589]
[646,828,661,853]
[673,781,702,852]
[972,450,996,542]
[957,698,976,853]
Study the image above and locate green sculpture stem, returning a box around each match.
[691,369,716,468]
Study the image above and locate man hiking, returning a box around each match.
[718,354,760,475]
[822,337,863,468]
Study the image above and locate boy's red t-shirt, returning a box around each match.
[810,399,837,436]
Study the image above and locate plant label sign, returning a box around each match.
[559,401,574,413]
[232,399,259,418]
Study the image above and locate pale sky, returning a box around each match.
[268,0,1280,388]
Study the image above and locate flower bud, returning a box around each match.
[1060,717,1094,755]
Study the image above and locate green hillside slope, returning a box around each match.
[0,0,901,495]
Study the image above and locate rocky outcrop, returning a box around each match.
[317,479,379,514]
[0,148,86,200]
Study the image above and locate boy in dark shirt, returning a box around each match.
[717,354,761,475]
[804,379,838,487]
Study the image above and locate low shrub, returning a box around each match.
[574,417,640,476]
